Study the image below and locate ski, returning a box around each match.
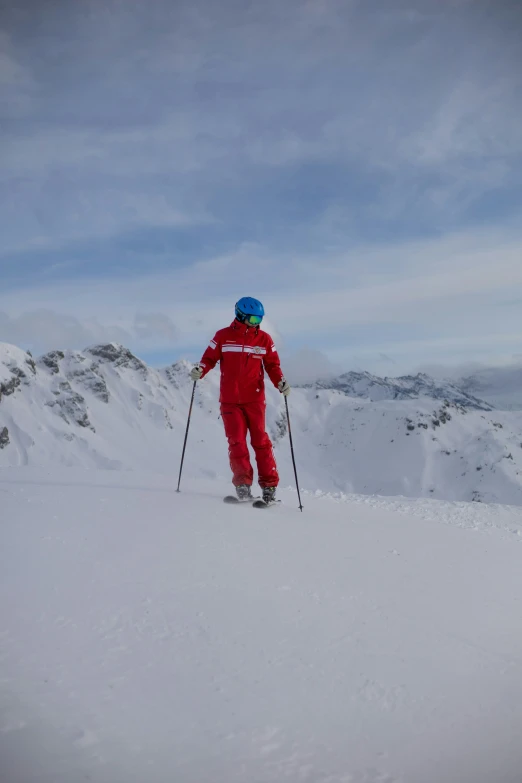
[223,495,259,504]
[252,499,281,509]
[223,496,279,508]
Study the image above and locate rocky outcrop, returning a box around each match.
[164,408,173,429]
[25,354,37,375]
[403,401,464,435]
[0,427,9,449]
[0,365,30,398]
[87,344,147,375]
[66,363,110,403]
[40,350,65,374]
[0,373,22,398]
[164,360,192,389]
[270,411,287,443]
[46,380,94,430]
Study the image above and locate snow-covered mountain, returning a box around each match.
[300,370,493,410]
[458,364,522,411]
[2,341,522,505]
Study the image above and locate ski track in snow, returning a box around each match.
[1,468,522,783]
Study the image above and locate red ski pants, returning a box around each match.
[221,401,279,488]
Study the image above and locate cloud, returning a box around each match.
[0,31,35,117]
[2,223,521,370]
[134,312,178,342]
[0,180,214,257]
[1,0,521,256]
[417,354,522,380]
[280,347,342,385]
[1,0,521,373]
[0,310,129,353]
[0,37,29,87]
[0,310,179,354]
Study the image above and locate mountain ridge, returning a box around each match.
[2,341,522,505]
[297,369,493,410]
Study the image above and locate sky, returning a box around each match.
[1,0,522,381]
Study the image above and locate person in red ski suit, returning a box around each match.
[190,297,290,503]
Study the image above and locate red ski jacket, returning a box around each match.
[199,320,284,404]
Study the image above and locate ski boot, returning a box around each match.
[261,486,277,505]
[236,484,253,502]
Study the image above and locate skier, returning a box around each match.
[190,297,290,505]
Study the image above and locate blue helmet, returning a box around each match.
[235,296,264,326]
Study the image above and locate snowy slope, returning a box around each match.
[291,390,522,505]
[1,468,522,783]
[0,342,225,474]
[2,342,522,505]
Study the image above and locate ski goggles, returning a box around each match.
[245,314,263,326]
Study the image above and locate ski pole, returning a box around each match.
[285,396,303,511]
[176,381,197,492]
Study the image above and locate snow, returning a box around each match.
[2,468,522,783]
[2,342,522,505]
[2,340,522,779]
[0,344,33,380]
